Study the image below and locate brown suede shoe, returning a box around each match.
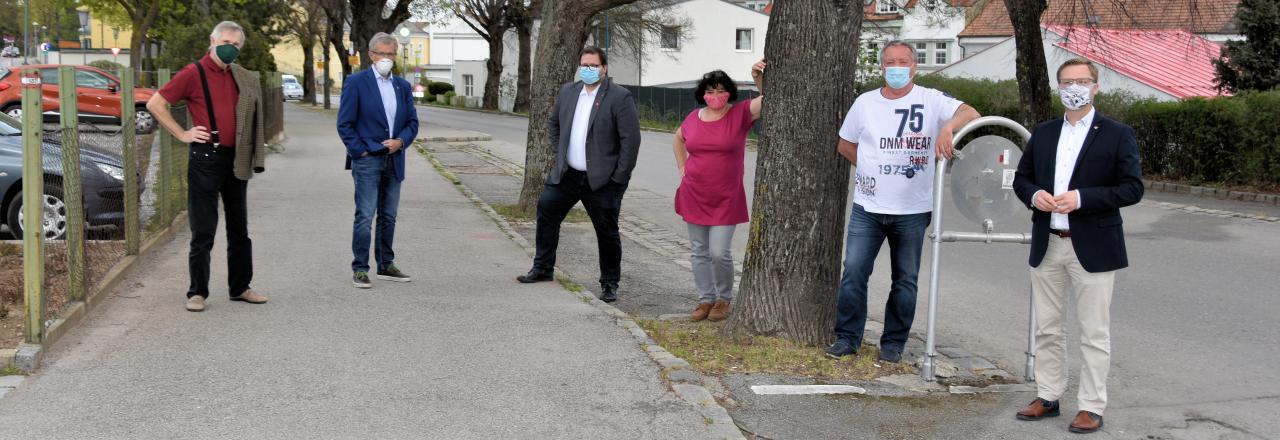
[186,296,206,312]
[708,300,731,322]
[691,303,713,321]
[1015,398,1060,421]
[230,289,269,304]
[1069,411,1103,434]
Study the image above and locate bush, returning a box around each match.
[88,60,126,75]
[428,81,454,96]
[425,94,436,103]
[443,91,457,106]
[1127,91,1280,186]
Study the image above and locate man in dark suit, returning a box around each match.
[1011,58,1144,434]
[516,46,641,303]
[337,32,419,289]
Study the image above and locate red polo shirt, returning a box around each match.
[158,53,239,148]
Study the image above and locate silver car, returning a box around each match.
[282,75,304,101]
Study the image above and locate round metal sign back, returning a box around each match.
[949,135,1024,230]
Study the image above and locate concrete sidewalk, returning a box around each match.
[0,106,718,439]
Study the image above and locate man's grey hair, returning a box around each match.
[880,40,916,64]
[210,21,245,45]
[369,33,398,52]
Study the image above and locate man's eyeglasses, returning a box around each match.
[370,50,396,58]
[1059,78,1095,87]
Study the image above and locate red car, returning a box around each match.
[0,64,158,133]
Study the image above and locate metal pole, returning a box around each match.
[58,66,86,301]
[20,70,43,343]
[921,156,947,381]
[22,0,30,64]
[1025,281,1037,382]
[121,69,139,255]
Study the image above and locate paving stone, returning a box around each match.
[952,356,998,371]
[0,375,25,388]
[657,357,692,370]
[877,374,946,393]
[666,369,703,384]
[937,346,973,359]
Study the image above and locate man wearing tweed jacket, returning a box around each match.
[147,21,269,312]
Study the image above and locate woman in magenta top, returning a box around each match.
[674,62,765,322]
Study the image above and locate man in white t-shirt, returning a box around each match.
[826,41,980,362]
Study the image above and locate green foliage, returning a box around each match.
[426,81,454,96]
[88,60,126,74]
[151,0,289,73]
[1127,91,1280,186]
[1214,0,1280,93]
[424,94,436,103]
[443,91,457,105]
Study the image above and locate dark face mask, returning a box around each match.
[215,44,240,65]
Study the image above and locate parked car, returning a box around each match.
[0,113,131,240]
[282,74,304,101]
[0,64,158,134]
[0,46,19,58]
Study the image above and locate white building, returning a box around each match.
[605,0,768,88]
[858,0,975,73]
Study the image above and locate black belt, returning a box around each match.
[191,143,235,156]
[1049,229,1071,238]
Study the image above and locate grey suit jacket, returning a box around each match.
[547,78,641,190]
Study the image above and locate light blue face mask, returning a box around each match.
[579,66,601,85]
[884,66,912,89]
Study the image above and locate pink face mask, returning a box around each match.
[704,93,729,110]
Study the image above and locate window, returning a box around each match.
[660,26,680,50]
[736,29,753,51]
[876,0,899,14]
[867,42,880,63]
[934,42,949,65]
[914,42,927,64]
[39,68,59,85]
[463,74,474,96]
[75,69,112,89]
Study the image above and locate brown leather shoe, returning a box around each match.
[230,289,268,304]
[1069,411,1103,434]
[691,303,713,321]
[707,300,731,322]
[1015,398,1060,421]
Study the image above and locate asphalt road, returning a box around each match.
[417,104,1280,439]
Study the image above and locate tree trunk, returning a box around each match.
[302,40,317,102]
[517,0,637,211]
[323,34,332,108]
[1005,0,1051,126]
[723,0,864,346]
[514,21,533,113]
[482,27,508,109]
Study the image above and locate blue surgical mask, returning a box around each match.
[579,66,601,85]
[884,66,912,89]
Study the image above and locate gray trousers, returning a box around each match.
[687,223,736,304]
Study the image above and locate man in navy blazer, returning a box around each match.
[1011,58,1143,434]
[337,32,419,289]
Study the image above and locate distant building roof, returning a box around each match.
[1047,25,1227,99]
[960,0,1241,37]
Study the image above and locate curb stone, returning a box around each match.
[416,143,746,440]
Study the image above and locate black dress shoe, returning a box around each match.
[599,285,618,303]
[516,270,554,283]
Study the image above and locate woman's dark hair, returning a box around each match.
[694,70,738,106]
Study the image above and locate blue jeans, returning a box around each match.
[834,203,931,354]
[351,155,402,273]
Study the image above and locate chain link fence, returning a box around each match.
[3,66,283,354]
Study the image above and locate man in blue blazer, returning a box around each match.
[1012,58,1144,434]
[337,32,419,289]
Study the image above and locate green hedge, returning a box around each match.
[1127,92,1280,186]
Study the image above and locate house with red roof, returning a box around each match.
[937,24,1229,100]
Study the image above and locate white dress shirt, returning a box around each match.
[375,73,398,139]
[1046,107,1094,230]
[567,85,599,171]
